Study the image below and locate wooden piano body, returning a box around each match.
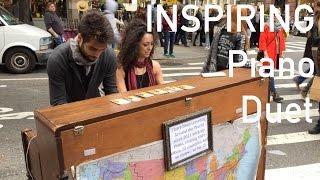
[21,68,269,180]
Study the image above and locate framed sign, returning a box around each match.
[162,108,213,171]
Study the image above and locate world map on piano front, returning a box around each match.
[77,115,261,180]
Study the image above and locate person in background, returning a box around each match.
[152,3,164,47]
[292,30,313,91]
[203,7,218,49]
[162,5,176,58]
[294,2,320,97]
[101,0,124,49]
[193,7,204,46]
[202,5,245,72]
[259,12,286,103]
[135,6,147,22]
[208,8,218,46]
[305,1,320,134]
[175,8,189,47]
[47,11,117,106]
[116,19,164,92]
[44,2,64,48]
[250,5,258,47]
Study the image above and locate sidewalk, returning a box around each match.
[153,44,209,61]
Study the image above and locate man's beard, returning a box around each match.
[79,43,96,62]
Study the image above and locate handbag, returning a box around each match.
[309,48,320,101]
[256,51,264,61]
[310,76,320,101]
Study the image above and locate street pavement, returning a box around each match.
[0,35,320,179]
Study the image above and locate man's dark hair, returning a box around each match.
[46,2,55,9]
[78,10,114,44]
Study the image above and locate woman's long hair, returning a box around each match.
[229,6,250,34]
[118,19,157,72]
[241,8,250,50]
[230,5,238,34]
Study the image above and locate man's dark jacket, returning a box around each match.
[44,11,64,35]
[47,42,118,106]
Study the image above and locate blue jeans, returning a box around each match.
[296,76,307,84]
[53,35,63,48]
[296,68,311,84]
[164,32,175,55]
[270,77,276,93]
[265,69,276,93]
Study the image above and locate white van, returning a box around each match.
[0,5,53,73]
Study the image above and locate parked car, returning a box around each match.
[0,5,53,73]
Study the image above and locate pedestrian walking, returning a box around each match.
[175,8,189,47]
[259,12,286,103]
[44,2,64,48]
[308,48,320,134]
[193,7,204,46]
[162,5,176,58]
[305,1,320,134]
[250,6,260,47]
[152,3,164,47]
[208,9,218,46]
[292,31,313,91]
[101,0,124,49]
[296,2,320,100]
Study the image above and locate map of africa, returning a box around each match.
[76,115,261,180]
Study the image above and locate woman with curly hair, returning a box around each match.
[116,19,164,92]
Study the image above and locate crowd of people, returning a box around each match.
[44,1,320,134]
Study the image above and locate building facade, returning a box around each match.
[1,0,312,28]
